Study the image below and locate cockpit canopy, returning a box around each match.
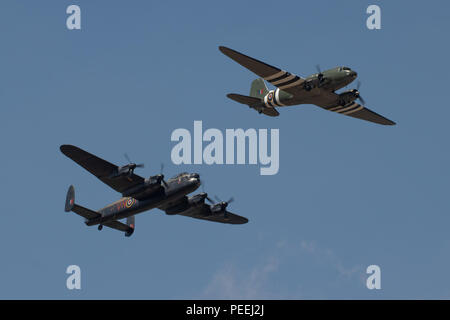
[339,67,351,71]
[168,172,189,181]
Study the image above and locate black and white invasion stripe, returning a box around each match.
[264,70,304,90]
[327,102,364,115]
[264,89,285,108]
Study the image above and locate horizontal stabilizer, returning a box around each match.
[227,93,261,106]
[72,204,101,220]
[104,219,135,237]
[63,186,136,237]
[261,107,280,117]
[64,185,101,220]
[227,94,280,117]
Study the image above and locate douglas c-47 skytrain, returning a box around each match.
[60,145,248,237]
[220,46,395,125]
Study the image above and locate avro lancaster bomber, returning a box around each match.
[61,145,248,237]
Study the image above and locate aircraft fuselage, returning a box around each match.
[85,173,201,226]
[260,66,359,111]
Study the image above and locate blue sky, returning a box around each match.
[0,0,449,299]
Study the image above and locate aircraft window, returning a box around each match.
[342,67,351,71]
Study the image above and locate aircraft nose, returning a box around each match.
[191,173,200,179]
[191,173,201,184]
[350,71,357,78]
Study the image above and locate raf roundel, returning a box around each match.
[125,198,135,208]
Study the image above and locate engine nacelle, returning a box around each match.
[337,89,359,106]
[210,202,228,214]
[188,193,208,207]
[165,193,208,215]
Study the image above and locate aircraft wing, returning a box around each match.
[323,102,396,125]
[60,145,145,194]
[177,203,249,225]
[219,46,305,96]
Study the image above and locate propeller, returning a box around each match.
[210,196,233,219]
[158,163,168,188]
[123,153,144,176]
[315,64,324,82]
[213,195,234,210]
[355,81,366,105]
[315,64,321,74]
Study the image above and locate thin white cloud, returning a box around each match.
[201,238,365,299]
[299,240,363,279]
[202,256,279,299]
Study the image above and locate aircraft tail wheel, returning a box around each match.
[98,225,103,231]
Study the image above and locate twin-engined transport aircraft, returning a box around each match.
[220,46,395,125]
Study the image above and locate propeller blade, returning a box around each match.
[136,163,145,168]
[124,153,132,164]
[358,95,366,106]
[160,164,168,187]
[227,197,234,204]
[315,64,322,74]
[354,81,365,105]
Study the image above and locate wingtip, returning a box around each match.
[60,144,69,153]
[384,119,396,126]
[236,216,249,224]
[219,46,236,57]
[60,144,75,154]
[218,46,229,55]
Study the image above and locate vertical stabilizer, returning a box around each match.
[249,78,268,99]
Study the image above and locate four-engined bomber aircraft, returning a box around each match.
[219,46,395,125]
[60,145,248,237]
